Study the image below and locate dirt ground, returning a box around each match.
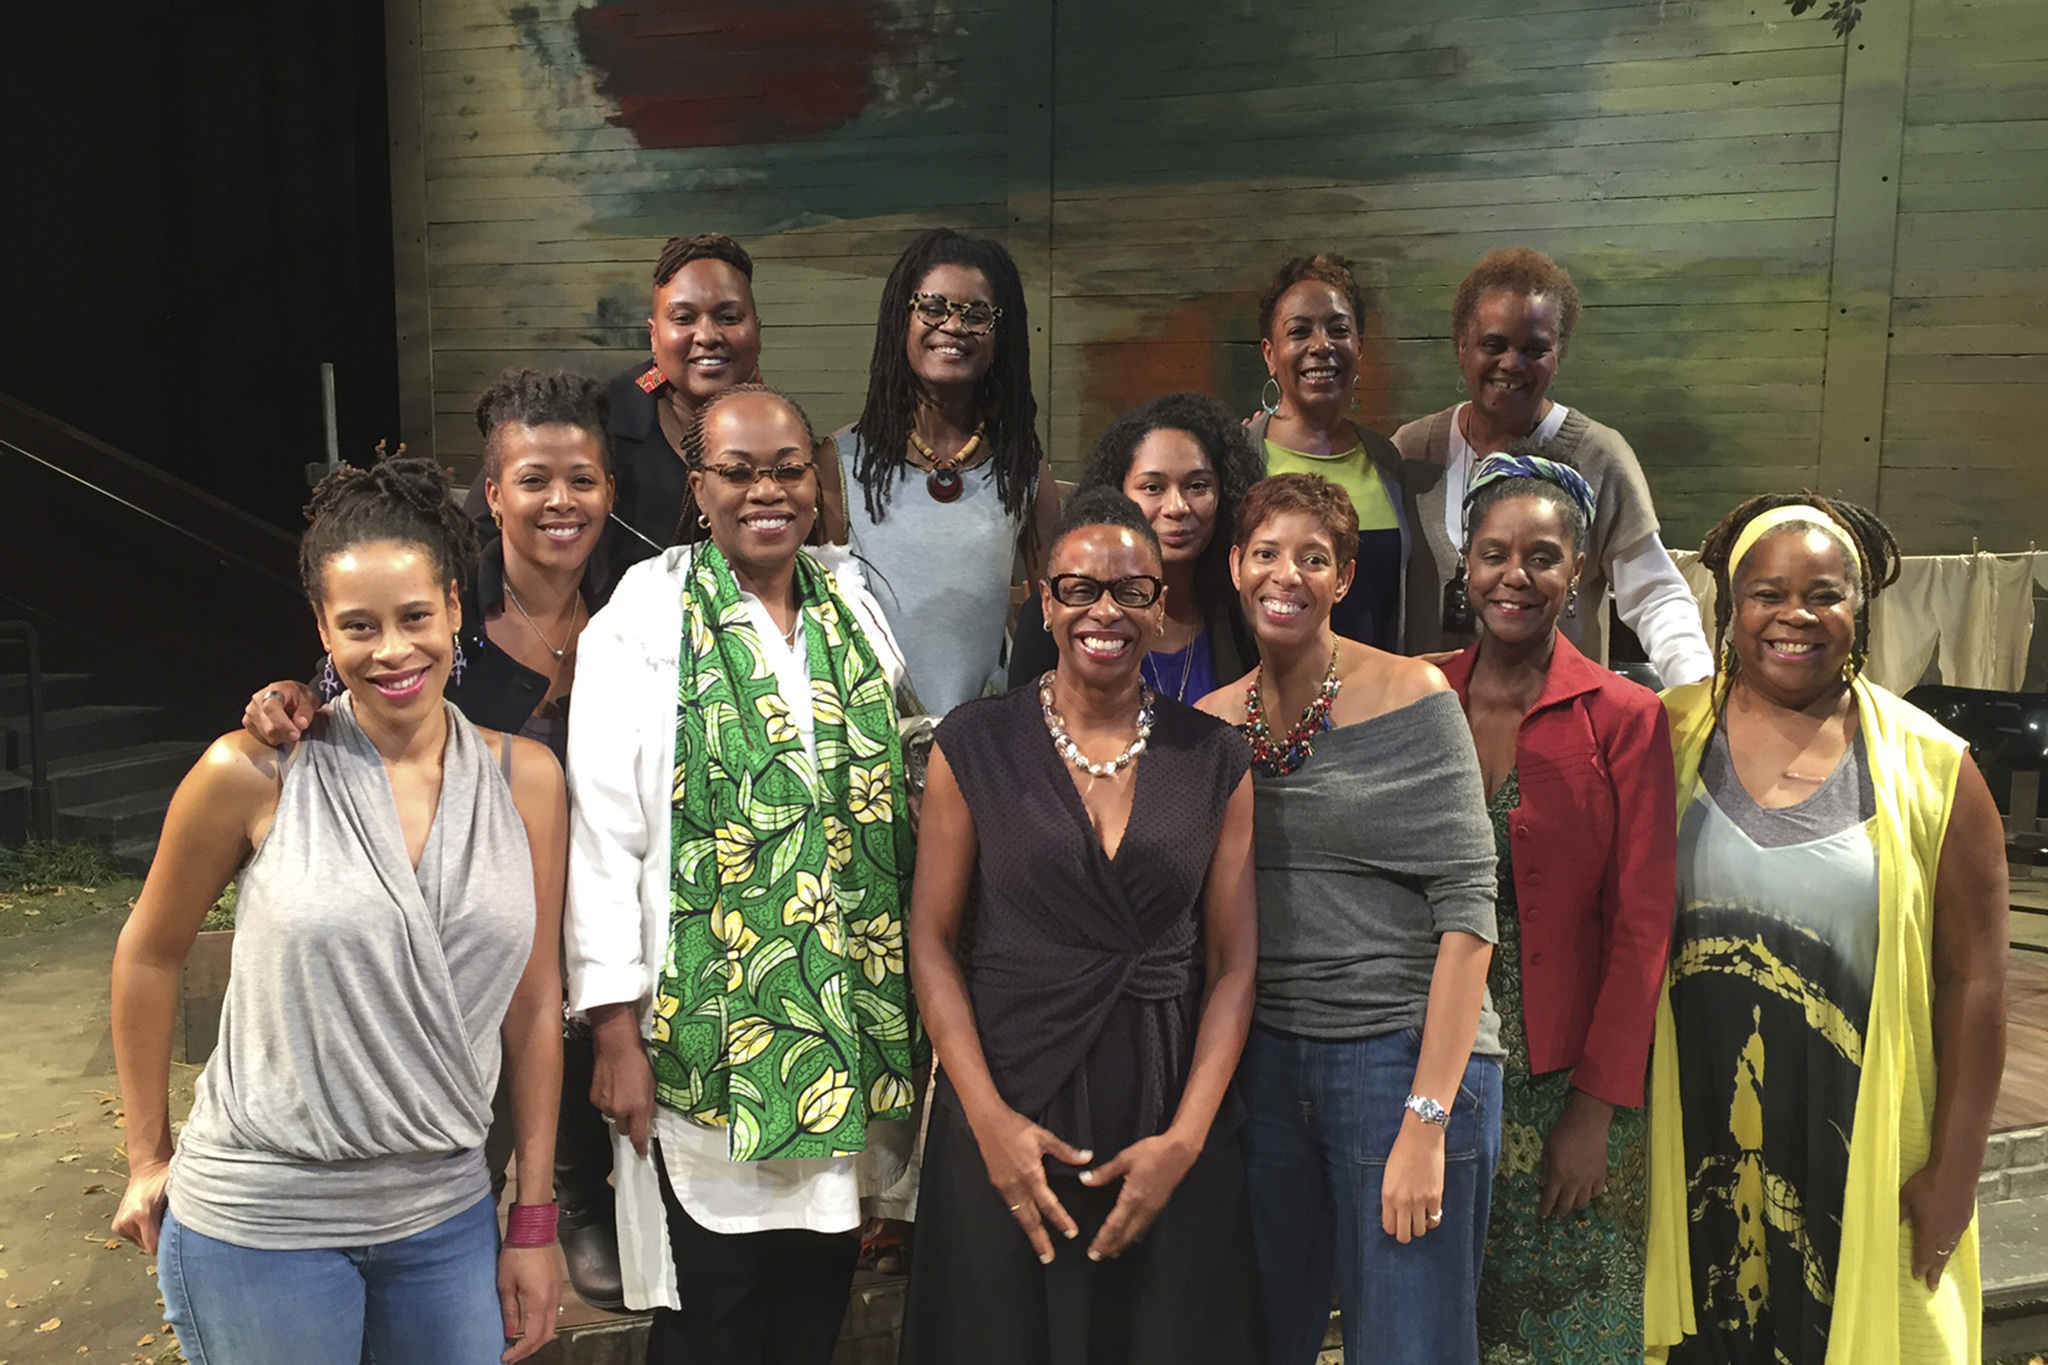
[0,887,187,1365]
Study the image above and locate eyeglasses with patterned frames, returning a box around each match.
[701,461,816,490]
[909,292,1002,335]
[1047,574,1165,609]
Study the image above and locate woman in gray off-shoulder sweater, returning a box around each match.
[1201,472,1502,1365]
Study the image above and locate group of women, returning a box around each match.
[105,231,2008,1365]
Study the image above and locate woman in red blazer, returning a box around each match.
[1438,453,1676,1365]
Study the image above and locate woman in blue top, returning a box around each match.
[1009,393,1263,704]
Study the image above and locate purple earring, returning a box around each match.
[317,654,342,700]
[450,636,468,685]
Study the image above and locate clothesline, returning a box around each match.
[1668,550,2043,693]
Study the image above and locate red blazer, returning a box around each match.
[1442,636,1676,1108]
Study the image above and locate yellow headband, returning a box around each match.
[1728,503,1861,580]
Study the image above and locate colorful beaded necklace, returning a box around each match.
[1242,644,1342,777]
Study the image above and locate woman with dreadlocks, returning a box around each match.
[818,228,1060,716]
[1643,495,2007,1365]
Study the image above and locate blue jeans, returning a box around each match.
[159,1195,505,1365]
[1240,1025,1503,1365]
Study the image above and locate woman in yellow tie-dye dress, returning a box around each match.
[1646,494,2008,1365]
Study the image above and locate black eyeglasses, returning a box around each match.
[702,461,815,490]
[909,292,1001,335]
[1048,574,1165,609]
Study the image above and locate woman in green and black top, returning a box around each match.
[1243,253,1413,652]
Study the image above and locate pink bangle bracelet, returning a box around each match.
[505,1201,559,1247]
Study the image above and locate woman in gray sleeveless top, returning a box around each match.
[818,228,1059,717]
[110,458,569,1365]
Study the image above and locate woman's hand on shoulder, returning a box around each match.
[241,680,319,746]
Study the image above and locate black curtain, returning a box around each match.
[0,0,398,530]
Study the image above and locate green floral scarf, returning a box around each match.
[652,543,923,1161]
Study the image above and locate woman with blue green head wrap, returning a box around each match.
[1439,453,1680,1364]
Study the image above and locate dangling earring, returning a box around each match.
[317,654,342,700]
[1565,583,1579,618]
[491,510,503,530]
[1259,376,1282,418]
[1720,639,1740,679]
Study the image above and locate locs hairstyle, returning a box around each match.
[1697,491,1900,677]
[849,228,1042,527]
[1078,392,1262,617]
[299,456,479,607]
[473,368,612,482]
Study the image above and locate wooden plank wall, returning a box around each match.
[394,0,2048,554]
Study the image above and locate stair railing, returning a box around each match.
[0,621,54,841]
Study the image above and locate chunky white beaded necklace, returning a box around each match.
[1038,671,1155,778]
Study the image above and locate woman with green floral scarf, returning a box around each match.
[564,385,925,1365]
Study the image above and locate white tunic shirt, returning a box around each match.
[564,545,913,1309]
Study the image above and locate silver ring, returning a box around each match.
[262,689,283,700]
[1935,1242,1957,1257]
[1007,1203,1023,1212]
[1427,1210,1444,1225]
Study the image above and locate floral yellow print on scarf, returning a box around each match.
[652,543,922,1160]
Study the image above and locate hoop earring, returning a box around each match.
[1042,618,1052,633]
[1259,377,1282,418]
[451,636,468,685]
[317,654,342,700]
[698,513,711,529]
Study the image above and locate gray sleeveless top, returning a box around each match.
[837,426,1023,715]
[169,695,536,1249]
[1680,723,1880,998]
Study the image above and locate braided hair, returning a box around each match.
[299,455,479,606]
[849,228,1041,527]
[653,233,754,289]
[674,383,827,549]
[1697,492,1900,679]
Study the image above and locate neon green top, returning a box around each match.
[1262,440,1400,532]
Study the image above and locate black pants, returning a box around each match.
[645,1143,859,1365]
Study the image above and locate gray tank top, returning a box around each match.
[169,695,536,1249]
[837,426,1024,715]
[1680,723,1880,995]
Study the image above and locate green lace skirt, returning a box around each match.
[1478,770,1650,1365]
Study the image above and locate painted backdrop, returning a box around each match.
[391,0,2048,552]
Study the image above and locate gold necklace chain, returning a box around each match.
[505,581,581,661]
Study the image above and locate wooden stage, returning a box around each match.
[1997,878,2048,1133]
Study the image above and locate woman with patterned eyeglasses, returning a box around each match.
[817,228,1060,721]
[565,383,926,1365]
[901,487,1259,1365]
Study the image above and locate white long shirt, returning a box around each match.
[564,544,913,1310]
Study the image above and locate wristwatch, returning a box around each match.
[1403,1093,1450,1128]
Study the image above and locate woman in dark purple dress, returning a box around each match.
[900,488,1260,1365]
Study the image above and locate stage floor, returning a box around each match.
[1997,878,2048,1133]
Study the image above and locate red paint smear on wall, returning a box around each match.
[574,0,895,149]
